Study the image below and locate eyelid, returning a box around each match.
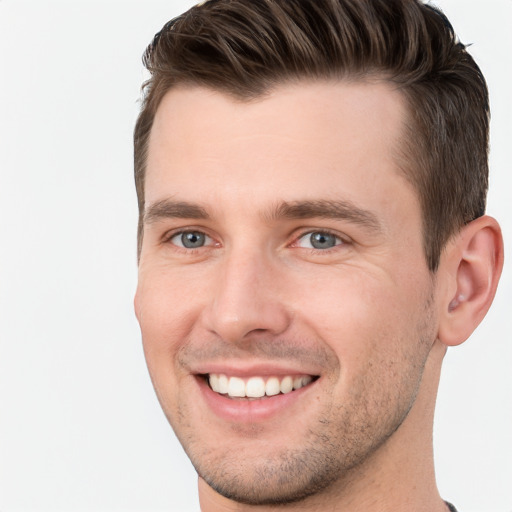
[291,228,350,249]
[162,227,218,248]
[159,226,350,251]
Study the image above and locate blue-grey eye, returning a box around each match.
[310,232,337,249]
[171,231,209,248]
[297,231,342,249]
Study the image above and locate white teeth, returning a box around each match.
[218,374,229,394]
[299,375,313,388]
[280,376,293,394]
[208,373,315,398]
[265,377,281,396]
[293,376,303,389]
[246,377,266,398]
[209,374,220,392]
[293,376,312,390]
[228,376,246,397]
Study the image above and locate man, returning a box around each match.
[133,0,504,510]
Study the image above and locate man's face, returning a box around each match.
[135,81,439,505]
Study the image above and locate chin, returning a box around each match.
[174,401,410,507]
[193,442,345,505]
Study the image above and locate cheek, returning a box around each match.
[294,269,435,435]
[135,267,204,386]
[135,272,204,423]
[292,267,432,373]
[137,262,206,337]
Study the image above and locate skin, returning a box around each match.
[135,81,503,511]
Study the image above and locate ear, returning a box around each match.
[437,215,504,347]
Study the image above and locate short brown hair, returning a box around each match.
[134,0,489,271]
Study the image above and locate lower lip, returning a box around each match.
[196,376,316,424]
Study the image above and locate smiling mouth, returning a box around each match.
[205,373,318,399]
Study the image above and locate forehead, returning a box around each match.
[145,80,416,221]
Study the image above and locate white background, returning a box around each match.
[0,1,510,511]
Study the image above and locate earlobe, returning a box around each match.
[438,215,504,347]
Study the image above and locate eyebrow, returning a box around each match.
[144,198,382,234]
[144,199,209,224]
[266,200,382,233]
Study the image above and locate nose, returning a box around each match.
[201,248,291,343]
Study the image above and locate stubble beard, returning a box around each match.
[162,293,437,506]
[170,344,434,505]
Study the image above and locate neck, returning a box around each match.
[199,341,448,512]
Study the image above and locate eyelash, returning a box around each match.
[161,228,350,253]
[162,229,216,251]
[292,229,349,252]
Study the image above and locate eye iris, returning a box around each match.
[182,231,205,248]
[310,232,337,249]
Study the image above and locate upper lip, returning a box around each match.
[191,361,320,378]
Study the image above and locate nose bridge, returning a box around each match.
[205,243,290,342]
